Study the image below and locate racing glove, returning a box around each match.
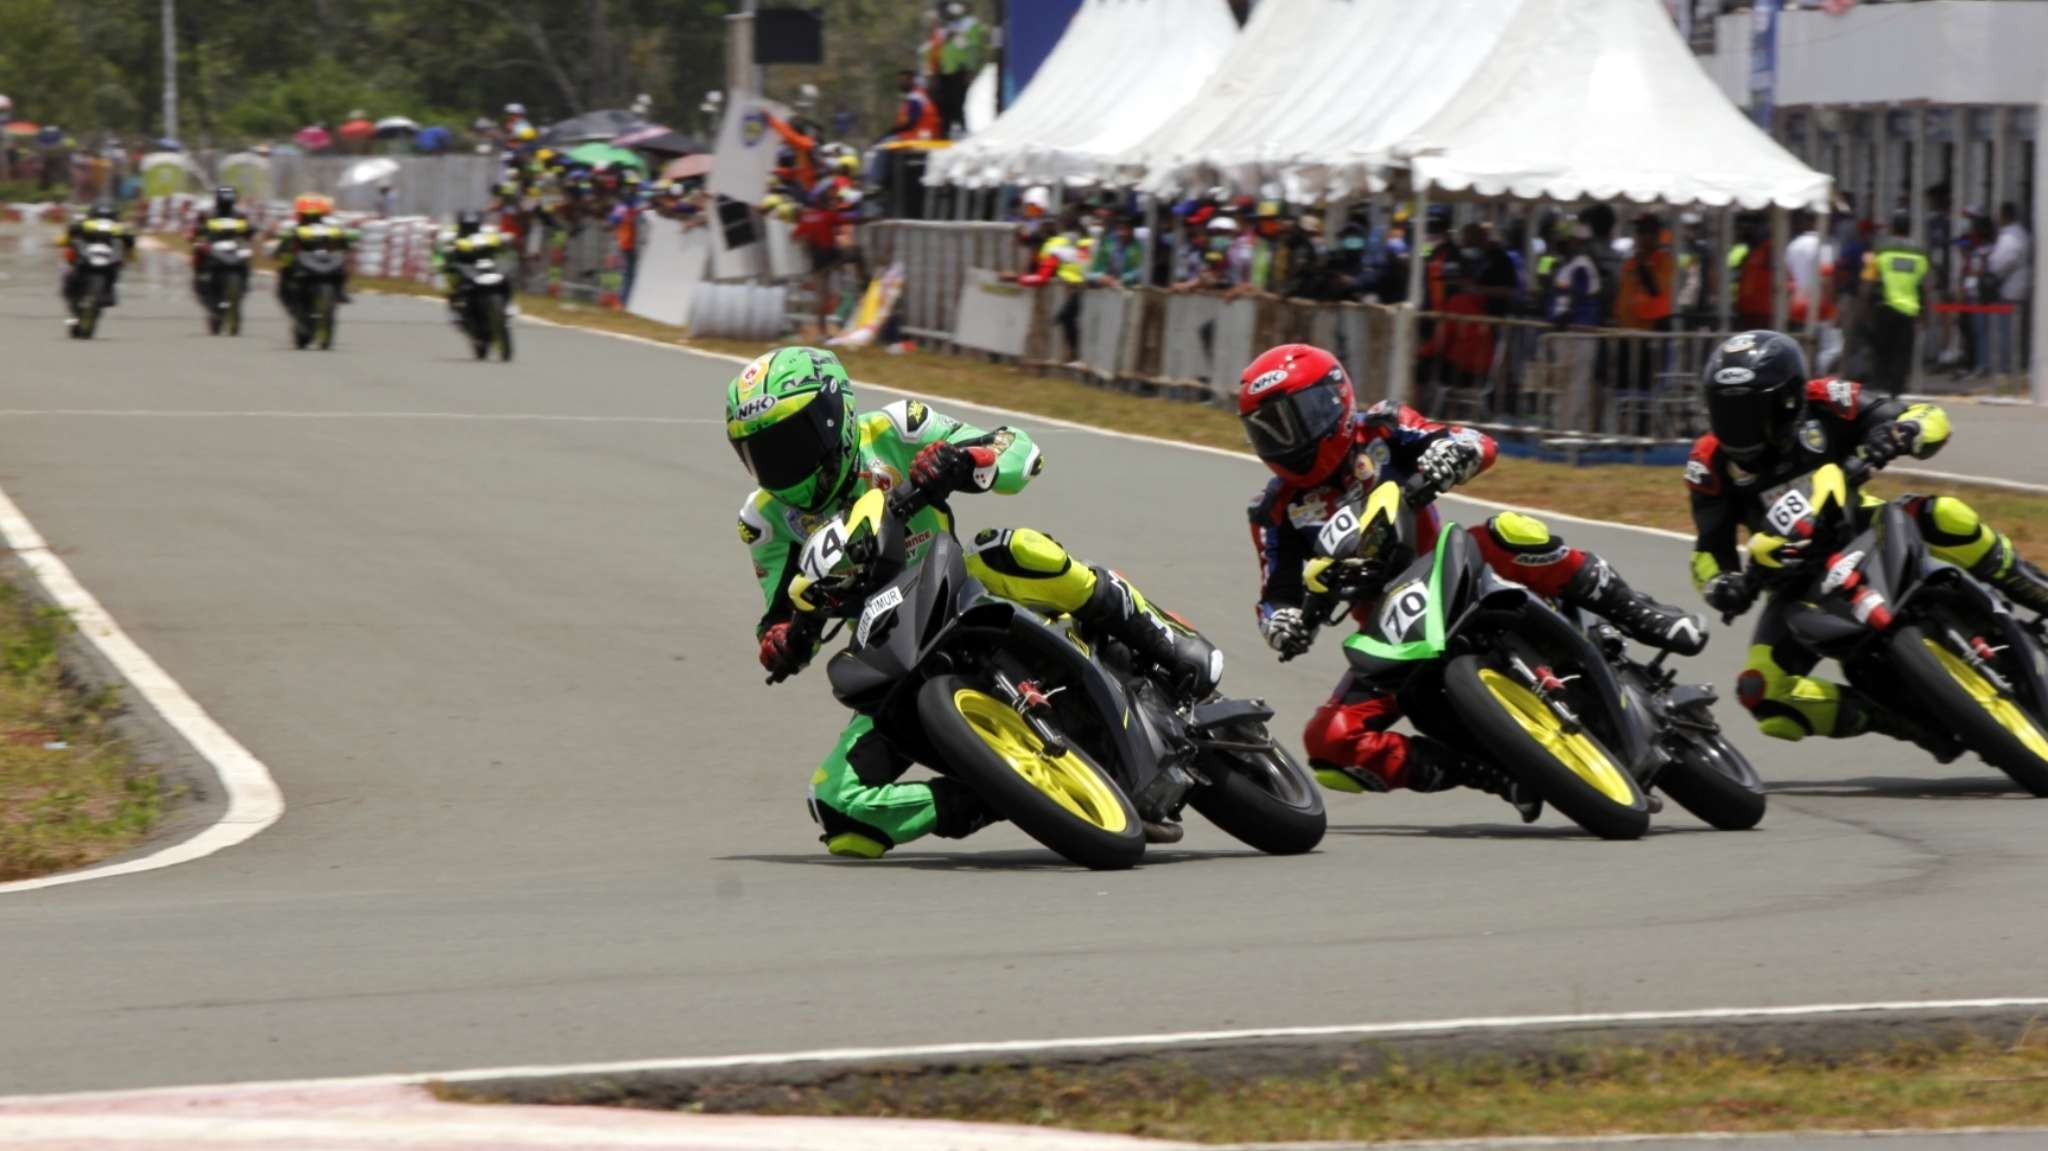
[1416,437,1483,496]
[1860,420,1919,469]
[909,441,1000,497]
[1261,606,1313,659]
[1701,572,1757,617]
[758,619,816,680]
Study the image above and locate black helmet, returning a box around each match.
[1702,330,1807,467]
[214,186,238,214]
[455,210,483,237]
[88,201,118,220]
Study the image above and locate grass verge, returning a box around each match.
[437,1033,2048,1144]
[0,580,161,881]
[341,271,2048,553]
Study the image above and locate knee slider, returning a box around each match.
[1735,668,1768,712]
[969,527,1073,578]
[1919,496,1984,547]
[1488,512,1556,553]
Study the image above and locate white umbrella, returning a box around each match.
[374,116,421,137]
[340,157,402,187]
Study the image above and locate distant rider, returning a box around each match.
[187,186,251,305]
[1240,344,1705,818]
[729,347,1221,859]
[435,210,512,323]
[271,193,355,311]
[1689,330,2048,755]
[60,202,136,316]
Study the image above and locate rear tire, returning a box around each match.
[917,674,1144,870]
[1189,729,1325,854]
[1889,624,2048,796]
[1656,731,1766,830]
[225,276,244,337]
[1445,654,1650,840]
[314,284,336,350]
[491,295,514,361]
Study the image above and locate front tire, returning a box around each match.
[1189,727,1325,854]
[314,283,336,350]
[917,674,1144,870]
[1445,654,1650,840]
[488,293,513,361]
[1656,730,1766,830]
[1889,624,2048,796]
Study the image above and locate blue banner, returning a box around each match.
[1749,0,1778,132]
[1003,0,1085,108]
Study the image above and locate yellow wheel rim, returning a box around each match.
[1923,639,2048,762]
[953,689,1128,833]
[1477,669,1637,806]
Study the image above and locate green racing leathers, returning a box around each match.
[741,397,1213,858]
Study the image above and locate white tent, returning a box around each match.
[1403,0,1831,209]
[1122,0,1827,211]
[926,0,1238,189]
[1121,0,1509,199]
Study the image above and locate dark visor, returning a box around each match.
[1243,377,1348,465]
[1706,387,1772,458]
[733,396,838,491]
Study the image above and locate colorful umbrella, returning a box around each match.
[337,118,376,143]
[565,142,647,171]
[374,116,420,138]
[541,109,646,147]
[34,126,63,147]
[660,154,714,182]
[294,125,333,152]
[613,126,704,156]
[3,122,38,137]
[413,126,452,153]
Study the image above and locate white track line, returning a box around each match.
[5,996,2044,1104]
[1237,1128,2048,1149]
[0,484,283,895]
[1886,466,2048,496]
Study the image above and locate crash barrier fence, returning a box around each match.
[237,155,500,222]
[1413,315,1766,441]
[1931,300,2029,380]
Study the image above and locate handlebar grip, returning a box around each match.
[1402,473,1440,509]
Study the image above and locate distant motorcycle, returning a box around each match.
[282,226,350,351]
[199,229,252,336]
[454,258,514,362]
[67,243,120,340]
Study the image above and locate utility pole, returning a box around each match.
[162,0,179,142]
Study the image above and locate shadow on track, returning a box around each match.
[1769,775,2023,800]
[1325,821,1723,840]
[720,848,1268,871]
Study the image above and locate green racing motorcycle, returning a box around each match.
[1294,476,1763,838]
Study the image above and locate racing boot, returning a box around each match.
[1564,555,1707,656]
[929,778,1003,839]
[1970,538,2048,618]
[1406,738,1544,823]
[1073,567,1223,702]
[1854,699,1963,764]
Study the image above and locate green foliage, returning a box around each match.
[0,0,977,147]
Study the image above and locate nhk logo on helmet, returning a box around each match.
[1246,369,1290,396]
[735,394,778,421]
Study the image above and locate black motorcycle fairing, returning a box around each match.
[826,532,982,711]
[1190,697,1276,730]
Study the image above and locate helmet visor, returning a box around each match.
[732,393,840,495]
[1706,386,1775,461]
[1242,377,1348,467]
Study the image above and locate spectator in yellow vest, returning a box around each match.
[1859,210,1931,397]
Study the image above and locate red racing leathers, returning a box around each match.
[1249,402,1601,789]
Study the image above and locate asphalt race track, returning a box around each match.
[0,244,2042,1098]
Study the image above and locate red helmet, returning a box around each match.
[1238,344,1355,486]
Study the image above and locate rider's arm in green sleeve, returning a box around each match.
[1850,387,1950,461]
[739,489,801,631]
[873,399,1044,496]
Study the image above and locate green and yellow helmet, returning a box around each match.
[725,347,859,514]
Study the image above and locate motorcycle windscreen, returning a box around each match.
[1344,541,1452,666]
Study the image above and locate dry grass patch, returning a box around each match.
[0,582,160,881]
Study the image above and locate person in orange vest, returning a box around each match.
[886,69,942,143]
[1731,215,1775,330]
[1615,213,1676,401]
